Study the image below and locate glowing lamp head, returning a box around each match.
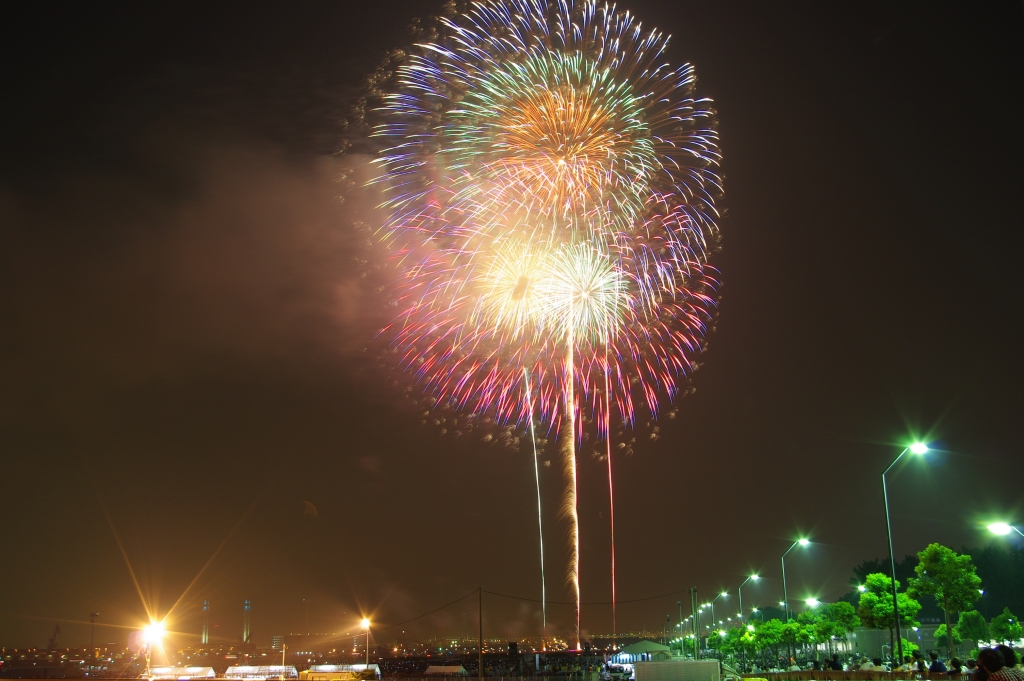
[910,443,929,455]
[360,618,371,629]
[750,574,760,581]
[806,598,820,607]
[720,591,728,598]
[988,522,1014,536]
[798,538,810,547]
[142,621,165,645]
[857,585,867,592]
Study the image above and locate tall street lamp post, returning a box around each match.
[361,618,371,668]
[781,539,810,622]
[737,575,759,624]
[708,592,727,631]
[677,602,683,653]
[883,442,928,663]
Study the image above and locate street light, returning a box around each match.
[709,592,728,628]
[806,598,820,608]
[751,609,764,622]
[141,620,165,679]
[737,575,759,624]
[781,539,810,622]
[883,442,928,663]
[361,618,371,667]
[988,522,1024,537]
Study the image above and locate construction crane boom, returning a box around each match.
[48,625,61,650]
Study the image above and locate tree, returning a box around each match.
[823,601,860,634]
[858,572,922,656]
[937,622,958,643]
[800,602,859,657]
[989,607,1023,644]
[908,544,983,656]
[754,619,785,667]
[956,610,989,645]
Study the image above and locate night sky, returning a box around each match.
[2,1,1023,652]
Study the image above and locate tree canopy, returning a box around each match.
[989,607,1023,644]
[956,610,989,644]
[909,544,982,654]
[857,572,921,631]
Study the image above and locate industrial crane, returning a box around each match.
[47,625,61,650]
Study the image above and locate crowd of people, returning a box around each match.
[747,645,1024,679]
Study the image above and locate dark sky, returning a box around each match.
[2,0,1023,652]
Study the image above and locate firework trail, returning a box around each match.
[523,369,547,630]
[604,353,616,641]
[370,0,723,642]
[559,333,580,644]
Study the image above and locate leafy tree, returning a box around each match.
[823,601,860,634]
[706,628,729,658]
[989,607,1023,644]
[754,619,785,666]
[956,610,989,644]
[857,573,922,631]
[937,622,958,643]
[799,602,858,656]
[899,638,919,654]
[909,544,982,655]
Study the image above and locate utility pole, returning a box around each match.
[478,588,483,681]
[689,587,699,660]
[677,602,683,655]
[89,613,99,661]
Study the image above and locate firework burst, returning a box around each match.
[369,0,723,644]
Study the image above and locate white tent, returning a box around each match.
[616,640,672,662]
[149,667,216,680]
[224,665,299,679]
[424,665,469,676]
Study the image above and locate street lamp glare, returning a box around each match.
[797,538,810,547]
[806,598,820,607]
[142,621,165,644]
[720,592,728,598]
[750,574,759,581]
[360,618,371,629]
[909,442,929,455]
[988,522,1014,536]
